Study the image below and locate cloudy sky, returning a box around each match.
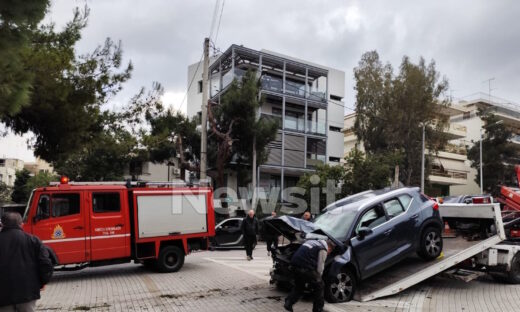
[2,0,520,161]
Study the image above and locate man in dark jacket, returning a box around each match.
[241,209,258,260]
[0,212,54,312]
[284,239,335,312]
[262,211,279,257]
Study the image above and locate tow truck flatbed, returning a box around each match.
[355,203,507,302]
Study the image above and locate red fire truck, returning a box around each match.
[21,177,215,273]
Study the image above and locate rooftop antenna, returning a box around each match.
[483,77,496,104]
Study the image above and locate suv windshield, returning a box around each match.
[313,208,358,239]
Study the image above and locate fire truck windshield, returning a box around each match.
[22,190,34,223]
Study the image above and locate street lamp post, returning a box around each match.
[479,128,483,194]
[421,124,425,193]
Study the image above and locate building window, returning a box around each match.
[463,112,470,120]
[197,80,203,93]
[329,157,341,162]
[329,126,342,132]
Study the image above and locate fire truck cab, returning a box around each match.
[22,178,215,273]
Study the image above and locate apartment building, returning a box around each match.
[0,158,24,187]
[24,157,54,176]
[187,45,345,196]
[449,94,520,195]
[343,104,470,196]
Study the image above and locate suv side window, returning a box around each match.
[93,193,121,213]
[52,194,80,218]
[384,198,405,218]
[398,194,412,210]
[357,204,387,232]
[37,194,50,220]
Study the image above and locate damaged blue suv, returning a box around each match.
[266,187,443,303]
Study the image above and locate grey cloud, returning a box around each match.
[47,0,520,109]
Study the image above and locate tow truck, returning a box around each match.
[354,202,520,301]
[21,177,215,273]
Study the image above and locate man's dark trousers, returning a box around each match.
[266,236,278,254]
[286,267,324,312]
[244,235,256,258]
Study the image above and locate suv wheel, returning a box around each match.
[156,246,185,273]
[418,227,443,260]
[325,268,356,303]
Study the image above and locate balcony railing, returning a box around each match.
[260,113,282,127]
[260,75,326,102]
[430,168,467,180]
[306,155,326,168]
[442,143,467,155]
[307,121,326,135]
[261,75,283,93]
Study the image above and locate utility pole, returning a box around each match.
[480,128,483,194]
[421,124,425,193]
[200,38,209,180]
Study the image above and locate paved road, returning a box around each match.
[37,245,520,311]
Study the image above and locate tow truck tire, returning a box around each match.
[506,252,520,284]
[325,268,356,303]
[156,246,185,273]
[418,227,443,260]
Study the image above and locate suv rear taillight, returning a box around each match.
[432,202,439,211]
[472,197,490,204]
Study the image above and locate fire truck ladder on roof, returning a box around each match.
[359,203,506,302]
[48,179,211,187]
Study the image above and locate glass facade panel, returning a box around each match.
[309,76,327,102]
[261,74,283,93]
[284,78,306,98]
[307,108,326,135]
[306,137,326,169]
[284,104,305,132]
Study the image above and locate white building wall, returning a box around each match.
[0,158,24,187]
[449,105,490,195]
[186,62,204,119]
[326,68,346,164]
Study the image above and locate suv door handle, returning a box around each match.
[410,214,419,219]
[73,226,84,230]
[384,229,392,236]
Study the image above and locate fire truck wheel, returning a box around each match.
[157,246,185,273]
